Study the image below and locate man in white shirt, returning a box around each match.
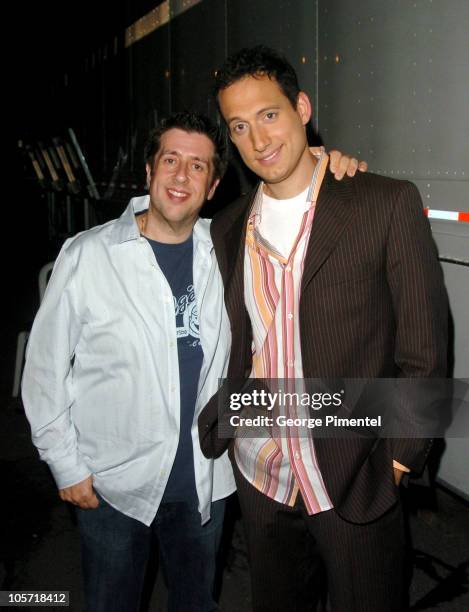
[22,110,363,612]
[23,112,234,612]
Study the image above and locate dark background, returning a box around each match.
[3,1,468,608]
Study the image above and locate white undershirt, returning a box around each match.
[258,186,310,259]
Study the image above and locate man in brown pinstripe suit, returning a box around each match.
[199,46,448,611]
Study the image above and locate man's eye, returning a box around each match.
[163,157,176,164]
[265,112,277,121]
[232,123,247,135]
[192,163,203,171]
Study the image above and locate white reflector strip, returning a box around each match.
[427,210,459,221]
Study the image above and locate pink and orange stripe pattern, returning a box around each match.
[235,149,333,515]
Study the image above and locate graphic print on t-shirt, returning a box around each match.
[174,284,200,346]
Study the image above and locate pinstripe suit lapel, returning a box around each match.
[212,190,255,322]
[302,169,357,290]
[224,211,248,318]
[212,191,256,379]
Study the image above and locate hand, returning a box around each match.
[329,150,368,180]
[59,475,99,509]
[393,467,405,486]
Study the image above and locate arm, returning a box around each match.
[386,181,448,474]
[198,391,231,459]
[199,377,263,459]
[22,244,95,504]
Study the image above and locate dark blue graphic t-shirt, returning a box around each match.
[146,234,203,504]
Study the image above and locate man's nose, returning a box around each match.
[174,162,189,183]
[250,125,271,152]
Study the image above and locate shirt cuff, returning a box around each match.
[47,454,92,490]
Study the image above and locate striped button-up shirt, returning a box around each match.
[235,148,333,514]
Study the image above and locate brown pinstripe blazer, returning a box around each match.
[199,169,448,523]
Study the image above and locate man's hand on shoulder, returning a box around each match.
[329,150,368,180]
[59,475,99,509]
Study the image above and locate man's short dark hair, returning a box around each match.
[214,45,301,110]
[144,111,228,181]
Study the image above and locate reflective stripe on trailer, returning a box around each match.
[424,209,469,222]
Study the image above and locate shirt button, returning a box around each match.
[169,342,175,348]
[286,265,292,272]
[171,386,176,393]
[294,451,300,460]
[287,313,293,320]
[287,360,294,367]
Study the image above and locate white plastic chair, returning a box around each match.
[12,261,55,398]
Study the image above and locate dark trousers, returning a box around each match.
[76,495,225,612]
[234,464,405,612]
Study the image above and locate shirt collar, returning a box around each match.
[109,194,212,248]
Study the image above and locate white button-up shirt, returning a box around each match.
[22,196,235,526]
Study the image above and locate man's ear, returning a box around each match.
[296,91,312,126]
[145,163,152,189]
[207,177,221,201]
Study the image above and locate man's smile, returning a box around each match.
[166,187,191,202]
[256,145,282,165]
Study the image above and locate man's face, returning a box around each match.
[146,128,219,228]
[219,74,312,194]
